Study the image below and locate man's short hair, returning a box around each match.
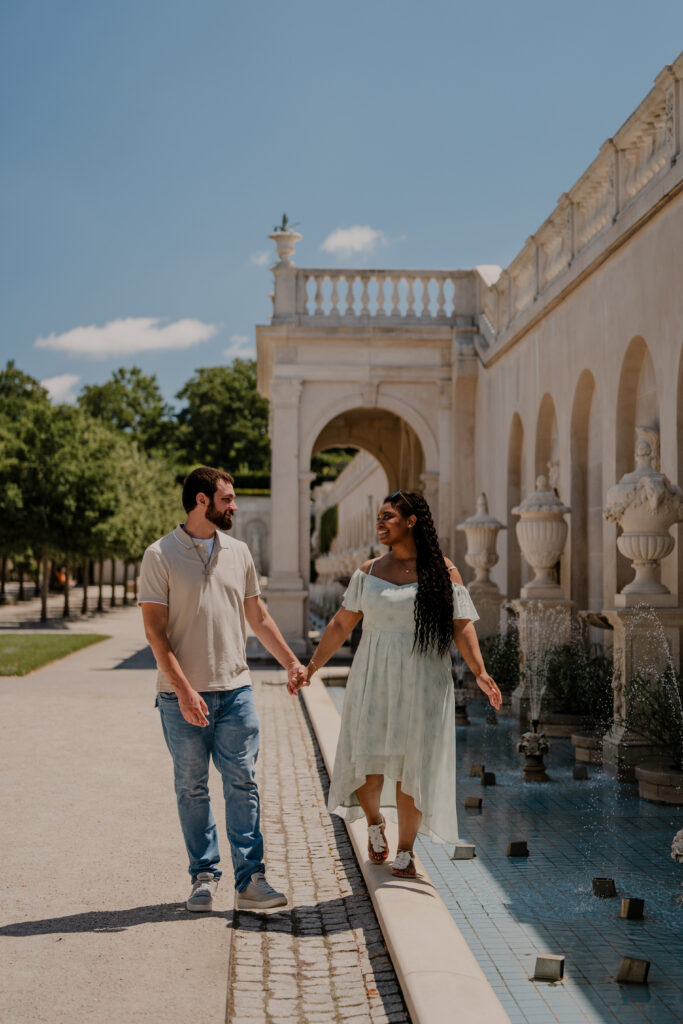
[182,466,234,513]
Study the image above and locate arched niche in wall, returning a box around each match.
[570,369,602,617]
[535,392,560,485]
[535,392,562,588]
[507,412,525,599]
[615,336,660,591]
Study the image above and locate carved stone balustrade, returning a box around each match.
[274,268,473,325]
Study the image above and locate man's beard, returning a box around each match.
[206,499,233,531]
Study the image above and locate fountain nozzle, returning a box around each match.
[531,718,539,733]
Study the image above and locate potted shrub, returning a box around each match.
[628,668,683,804]
[538,640,613,739]
[568,648,614,763]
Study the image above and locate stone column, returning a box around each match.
[266,379,309,657]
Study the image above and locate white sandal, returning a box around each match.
[392,850,416,877]
[367,815,389,863]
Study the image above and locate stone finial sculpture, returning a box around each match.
[269,226,302,267]
[456,493,506,591]
[512,475,571,598]
[604,426,683,601]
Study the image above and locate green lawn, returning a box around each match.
[0,634,110,676]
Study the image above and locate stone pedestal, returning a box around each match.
[601,606,683,781]
[510,597,572,722]
[467,583,505,638]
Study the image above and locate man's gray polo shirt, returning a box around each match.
[138,525,260,693]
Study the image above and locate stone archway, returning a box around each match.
[311,408,424,492]
[261,378,442,654]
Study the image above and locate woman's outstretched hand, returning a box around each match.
[475,671,502,710]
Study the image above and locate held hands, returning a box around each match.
[286,662,309,695]
[475,671,502,711]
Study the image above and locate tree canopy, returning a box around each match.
[175,360,270,474]
[78,366,176,454]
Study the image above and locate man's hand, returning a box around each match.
[286,662,308,695]
[178,688,210,726]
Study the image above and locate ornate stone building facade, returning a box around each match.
[256,49,683,776]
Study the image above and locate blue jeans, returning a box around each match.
[156,686,265,892]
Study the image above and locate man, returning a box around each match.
[139,466,306,912]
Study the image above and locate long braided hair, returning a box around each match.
[386,490,454,656]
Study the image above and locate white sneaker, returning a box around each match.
[186,872,219,912]
[236,872,287,909]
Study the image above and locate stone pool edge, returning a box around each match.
[301,673,511,1024]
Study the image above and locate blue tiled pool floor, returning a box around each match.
[325,685,683,1024]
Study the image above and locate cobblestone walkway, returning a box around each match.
[228,673,410,1024]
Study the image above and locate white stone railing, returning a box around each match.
[272,267,470,324]
[268,53,683,340]
[482,54,683,339]
[298,268,465,322]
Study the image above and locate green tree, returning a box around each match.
[0,359,49,420]
[12,403,133,620]
[0,363,50,601]
[175,360,270,474]
[78,366,176,454]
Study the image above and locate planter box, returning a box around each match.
[635,761,683,805]
[571,732,603,764]
[533,712,588,737]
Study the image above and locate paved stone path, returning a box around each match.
[231,674,409,1024]
[0,604,410,1024]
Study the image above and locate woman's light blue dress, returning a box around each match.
[327,568,480,844]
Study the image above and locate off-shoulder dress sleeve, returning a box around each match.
[452,582,480,622]
[342,568,365,613]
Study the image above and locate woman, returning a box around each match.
[303,489,501,877]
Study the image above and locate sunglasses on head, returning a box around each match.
[388,489,415,512]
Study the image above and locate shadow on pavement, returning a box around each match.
[2,895,384,938]
[114,647,156,670]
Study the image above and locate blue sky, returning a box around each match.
[2,0,682,405]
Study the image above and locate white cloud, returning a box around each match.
[320,225,387,260]
[250,250,270,266]
[34,317,219,358]
[223,334,254,361]
[40,373,81,404]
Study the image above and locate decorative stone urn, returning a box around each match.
[457,493,506,638]
[457,493,506,588]
[512,476,571,598]
[517,728,551,782]
[604,426,683,606]
[268,229,302,267]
